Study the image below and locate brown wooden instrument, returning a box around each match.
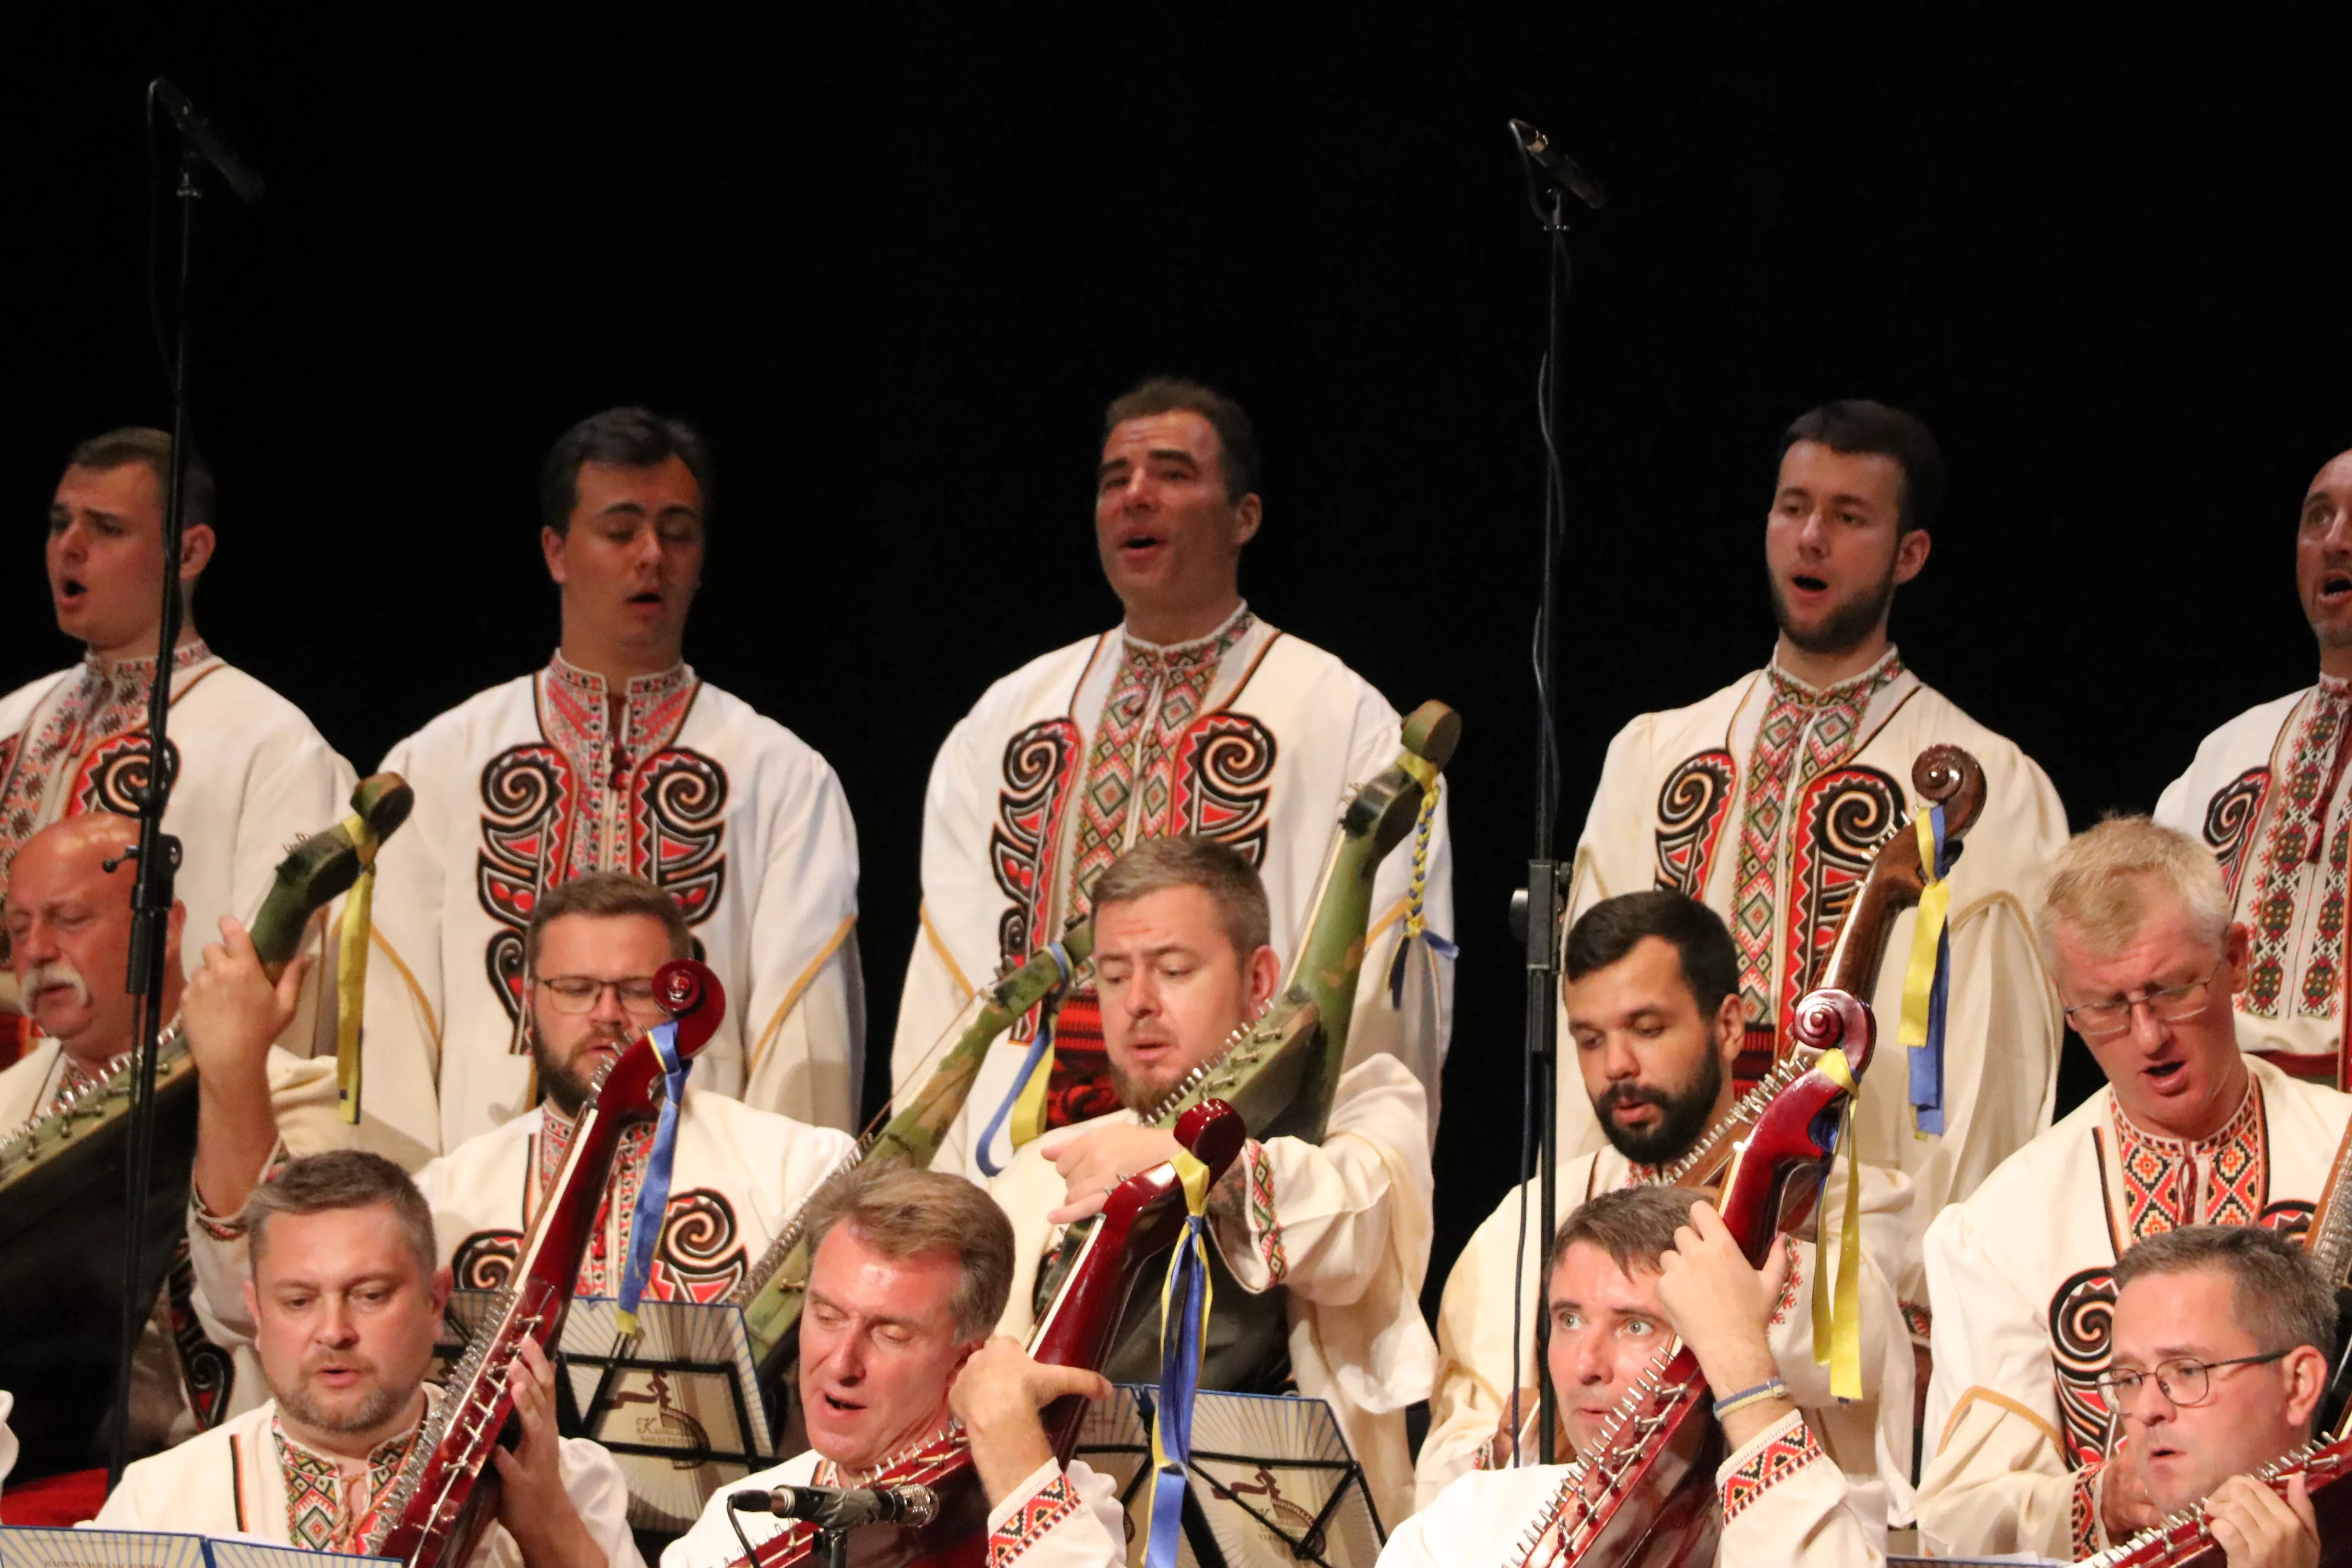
[1657,742,1985,1194]
[731,1099,1250,1568]
[361,958,724,1568]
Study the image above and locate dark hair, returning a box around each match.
[1544,1184,1701,1282]
[244,1150,437,1279]
[1776,399,1945,535]
[1104,377,1260,503]
[802,1165,1016,1341]
[524,869,694,976]
[2114,1224,2337,1367]
[66,427,216,534]
[1563,890,1739,1021]
[1089,835,1273,963]
[538,406,714,535]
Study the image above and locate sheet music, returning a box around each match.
[0,1527,204,1567]
[1073,1386,1384,1568]
[207,1544,398,1566]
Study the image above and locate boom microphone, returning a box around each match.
[152,79,265,203]
[727,1482,940,1530]
[1508,118,1607,213]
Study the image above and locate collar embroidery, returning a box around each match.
[534,652,700,873]
[272,1394,429,1554]
[2242,679,2352,1020]
[2107,1077,2268,1239]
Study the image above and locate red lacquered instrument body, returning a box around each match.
[366,959,725,1568]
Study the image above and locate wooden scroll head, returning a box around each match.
[1723,988,1875,1261]
[1814,743,1987,1009]
[584,958,726,1120]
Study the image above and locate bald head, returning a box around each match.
[4,814,182,1063]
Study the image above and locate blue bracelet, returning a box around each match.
[1711,1378,1789,1419]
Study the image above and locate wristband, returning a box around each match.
[1711,1377,1790,1420]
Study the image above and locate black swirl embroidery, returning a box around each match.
[2204,767,2270,901]
[73,733,181,818]
[1174,713,1277,867]
[2049,1266,2118,1466]
[636,750,729,926]
[1653,750,1737,897]
[649,1188,746,1300]
[476,744,575,1029]
[452,1230,524,1292]
[1782,766,1906,1014]
[990,719,1080,966]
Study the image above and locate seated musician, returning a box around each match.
[1388,1187,1881,1567]
[1417,890,1913,1517]
[0,815,347,1498]
[187,870,855,1317]
[663,1166,1123,1567]
[97,1150,640,1566]
[1918,815,2352,1559]
[983,835,1437,1529]
[2077,1224,2333,1567]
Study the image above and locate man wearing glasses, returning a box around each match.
[1916,815,2352,1560]
[2155,449,2352,1090]
[187,869,854,1317]
[2077,1224,2333,1564]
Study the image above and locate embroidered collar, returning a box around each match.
[2111,1073,2260,1159]
[271,1388,433,1553]
[1116,601,1255,667]
[544,648,695,706]
[82,636,213,688]
[2321,673,2351,701]
[1763,645,1903,707]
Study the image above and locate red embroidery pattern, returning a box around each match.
[1769,1236,1802,1327]
[1245,1139,1286,1283]
[2111,1083,2268,1238]
[2070,1462,2104,1559]
[273,1415,420,1552]
[1652,750,1737,897]
[1777,765,1906,1040]
[1067,613,1255,916]
[2203,767,2272,901]
[1719,1414,1822,1521]
[988,1471,1082,1568]
[2243,681,2351,1018]
[0,642,215,900]
[1726,655,1902,1025]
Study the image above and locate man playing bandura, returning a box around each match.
[896,377,1453,1177]
[0,427,354,1056]
[2156,449,2352,1087]
[358,407,862,1164]
[662,1167,1124,1568]
[1389,1189,1883,1566]
[984,835,1435,1528]
[1417,890,1913,1517]
[98,1151,642,1567]
[1917,815,2352,1559]
[1560,400,2066,1350]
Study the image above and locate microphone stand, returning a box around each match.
[103,100,205,1488]
[1507,120,1602,1468]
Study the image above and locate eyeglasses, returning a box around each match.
[534,975,668,1017]
[2062,962,2227,1039]
[2091,1348,2291,1408]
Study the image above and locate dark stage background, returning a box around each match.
[19,14,2351,1317]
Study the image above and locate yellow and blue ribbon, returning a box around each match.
[1140,1148,1216,1568]
[1386,760,1458,1007]
[976,940,1073,1177]
[1897,805,1956,1136]
[1809,1047,1867,1402]
[615,1020,688,1336]
[333,811,384,1127]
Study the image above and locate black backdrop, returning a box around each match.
[19,12,2351,1314]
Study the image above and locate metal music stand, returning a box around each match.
[0,1528,393,1565]
[439,1291,775,1534]
[1072,1387,1384,1568]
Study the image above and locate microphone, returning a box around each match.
[1508,119,1607,213]
[153,80,265,204]
[727,1482,940,1530]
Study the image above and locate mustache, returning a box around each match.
[22,961,89,1007]
[1593,1082,1671,1114]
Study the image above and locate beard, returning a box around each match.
[530,1011,623,1118]
[1768,561,1899,657]
[272,1359,412,1436]
[1592,1047,1725,1165]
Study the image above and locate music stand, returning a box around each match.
[439,1291,775,1534]
[0,1527,393,1565]
[1072,1387,1384,1568]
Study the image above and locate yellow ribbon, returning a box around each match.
[1809,1046,1866,1401]
[1896,811,1951,1057]
[1396,752,1440,791]
[1008,1023,1057,1149]
[332,811,382,1126]
[1140,1146,1216,1560]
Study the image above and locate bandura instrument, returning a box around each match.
[731,1099,1251,1568]
[0,773,412,1482]
[1655,743,1985,1194]
[361,958,724,1568]
[2074,1432,2352,1565]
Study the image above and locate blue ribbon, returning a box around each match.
[1141,1203,1212,1568]
[1907,808,1957,1136]
[1386,928,1460,1008]
[616,1020,688,1333]
[975,1008,1055,1179]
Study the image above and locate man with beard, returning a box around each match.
[1391,1188,1890,1566]
[1559,399,2066,1358]
[984,835,1436,1530]
[662,1167,1126,1568]
[1416,891,1915,1520]
[188,870,854,1349]
[2155,449,2352,1088]
[0,815,349,1515]
[99,1151,640,1566]
[1916,816,2352,1560]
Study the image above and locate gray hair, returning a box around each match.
[2113,1224,2336,1366]
[802,1166,1014,1341]
[2036,815,2232,975]
[1544,1184,1703,1283]
[243,1151,437,1280]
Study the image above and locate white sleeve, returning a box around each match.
[550,1434,648,1568]
[736,752,864,1131]
[1718,1412,1886,1568]
[891,708,1004,1096]
[982,1459,1127,1568]
[355,729,449,1167]
[1556,713,1664,1161]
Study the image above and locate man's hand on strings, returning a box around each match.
[2205,1472,2318,1568]
[494,1337,605,1568]
[1041,1123,1183,1224]
[951,1335,1111,1508]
